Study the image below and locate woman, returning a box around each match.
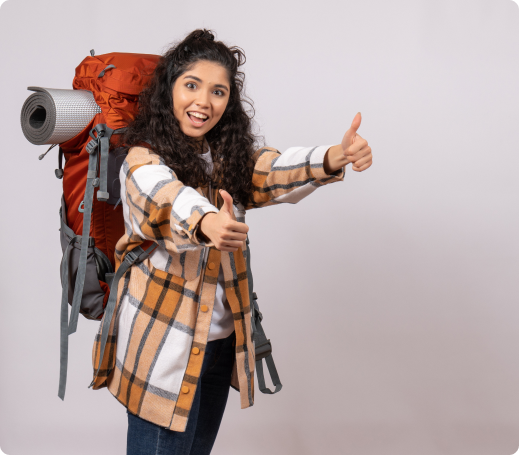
[90,29,373,454]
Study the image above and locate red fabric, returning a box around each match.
[59,52,160,294]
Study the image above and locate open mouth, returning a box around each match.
[187,111,209,127]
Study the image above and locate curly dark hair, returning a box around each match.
[121,29,260,208]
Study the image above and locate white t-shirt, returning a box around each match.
[199,147,235,341]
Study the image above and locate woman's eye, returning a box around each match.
[186,83,196,89]
[214,90,223,96]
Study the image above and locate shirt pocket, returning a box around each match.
[149,243,204,282]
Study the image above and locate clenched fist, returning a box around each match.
[199,189,249,252]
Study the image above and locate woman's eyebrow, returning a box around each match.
[183,75,229,92]
[183,74,202,82]
[214,84,229,92]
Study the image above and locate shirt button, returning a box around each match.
[208,262,215,270]
[192,347,200,355]
[200,305,208,312]
[182,386,190,394]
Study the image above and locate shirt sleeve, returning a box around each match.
[245,145,345,210]
[122,162,219,253]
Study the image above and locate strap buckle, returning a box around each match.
[255,339,272,360]
[86,139,98,155]
[124,250,139,265]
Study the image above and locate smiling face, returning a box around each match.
[172,60,231,142]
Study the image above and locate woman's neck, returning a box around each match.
[195,137,209,154]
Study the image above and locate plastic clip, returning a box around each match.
[124,250,139,266]
[86,139,98,155]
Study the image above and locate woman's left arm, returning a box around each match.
[245,112,372,210]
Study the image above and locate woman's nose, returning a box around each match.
[195,90,210,107]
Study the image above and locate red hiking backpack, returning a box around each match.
[31,51,160,399]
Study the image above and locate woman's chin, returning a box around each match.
[181,124,207,138]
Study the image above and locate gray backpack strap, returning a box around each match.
[91,124,115,202]
[245,236,283,395]
[67,140,99,336]
[58,204,93,399]
[58,225,77,400]
[251,293,282,394]
[89,243,156,387]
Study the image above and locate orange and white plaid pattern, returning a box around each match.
[91,145,345,431]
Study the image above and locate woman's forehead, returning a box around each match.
[181,60,230,85]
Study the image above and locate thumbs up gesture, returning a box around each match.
[199,189,249,252]
[323,112,373,174]
[341,112,372,172]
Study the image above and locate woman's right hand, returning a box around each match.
[199,189,249,252]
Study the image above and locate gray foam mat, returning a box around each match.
[20,87,101,145]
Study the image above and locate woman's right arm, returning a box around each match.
[123,161,219,254]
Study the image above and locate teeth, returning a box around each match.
[188,112,208,119]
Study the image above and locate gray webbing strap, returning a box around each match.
[58,229,77,400]
[253,301,282,394]
[68,144,98,335]
[97,134,110,201]
[245,236,282,395]
[89,244,156,387]
[256,353,283,394]
[93,124,122,202]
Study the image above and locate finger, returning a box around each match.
[352,160,372,172]
[219,189,234,216]
[345,138,368,156]
[226,221,249,234]
[347,145,371,162]
[341,114,362,150]
[350,112,362,134]
[221,231,248,242]
[218,241,243,251]
[352,151,372,168]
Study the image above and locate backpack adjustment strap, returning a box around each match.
[58,234,77,400]
[88,124,115,202]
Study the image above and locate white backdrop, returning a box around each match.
[1,0,519,454]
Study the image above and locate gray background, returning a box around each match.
[1,0,519,454]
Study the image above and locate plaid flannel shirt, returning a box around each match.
[91,144,345,432]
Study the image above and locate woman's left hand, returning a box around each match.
[323,112,373,174]
[341,112,372,172]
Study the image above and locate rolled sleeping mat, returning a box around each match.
[20,87,101,145]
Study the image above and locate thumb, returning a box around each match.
[219,189,234,217]
[342,112,362,150]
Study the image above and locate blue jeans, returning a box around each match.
[127,331,236,455]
